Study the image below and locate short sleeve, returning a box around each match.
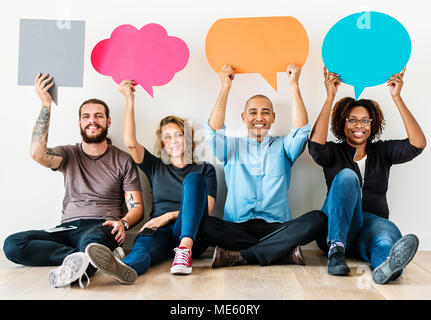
[282,122,311,163]
[136,148,159,179]
[308,140,335,167]
[51,145,69,172]
[202,163,217,200]
[122,156,142,191]
[380,138,424,165]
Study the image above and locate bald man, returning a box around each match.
[200,64,326,268]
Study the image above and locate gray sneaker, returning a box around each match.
[372,234,419,285]
[48,252,90,289]
[85,243,137,285]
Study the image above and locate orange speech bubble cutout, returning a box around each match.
[205,17,309,91]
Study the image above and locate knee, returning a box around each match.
[303,210,328,231]
[333,168,360,189]
[3,234,22,263]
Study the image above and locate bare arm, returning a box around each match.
[286,64,308,128]
[387,68,426,149]
[119,80,146,163]
[29,73,63,169]
[310,67,341,144]
[140,195,216,231]
[104,190,144,245]
[208,65,235,131]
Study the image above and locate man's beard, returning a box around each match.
[80,124,108,144]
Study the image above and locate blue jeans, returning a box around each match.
[320,168,402,269]
[123,172,209,275]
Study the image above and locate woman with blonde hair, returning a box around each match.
[85,80,217,284]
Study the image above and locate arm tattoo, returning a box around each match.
[46,148,62,157]
[125,192,141,209]
[31,106,51,145]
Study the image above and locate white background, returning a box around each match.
[0,0,430,250]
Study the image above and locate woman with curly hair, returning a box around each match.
[308,67,426,284]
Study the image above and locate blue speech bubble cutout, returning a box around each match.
[322,12,411,99]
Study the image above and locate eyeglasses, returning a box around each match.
[345,118,372,126]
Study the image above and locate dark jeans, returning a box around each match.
[3,219,118,277]
[199,210,327,265]
[123,172,209,275]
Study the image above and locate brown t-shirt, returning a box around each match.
[53,143,142,223]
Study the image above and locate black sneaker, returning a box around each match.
[327,246,350,276]
[372,234,419,285]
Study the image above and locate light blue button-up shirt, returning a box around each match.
[205,121,311,223]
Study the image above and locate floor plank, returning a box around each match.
[1,250,431,300]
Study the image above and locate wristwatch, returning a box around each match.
[120,219,129,230]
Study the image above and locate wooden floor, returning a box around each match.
[1,249,431,300]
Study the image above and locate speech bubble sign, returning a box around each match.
[18,19,86,105]
[322,11,411,99]
[205,17,309,91]
[91,24,189,97]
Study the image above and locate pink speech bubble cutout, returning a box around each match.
[91,24,189,97]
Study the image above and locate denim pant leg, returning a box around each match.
[322,168,364,251]
[3,228,77,266]
[355,212,402,270]
[122,225,172,276]
[172,172,209,245]
[69,219,119,277]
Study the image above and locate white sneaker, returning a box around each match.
[48,252,90,289]
[113,246,126,261]
[85,243,137,285]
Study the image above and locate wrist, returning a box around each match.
[392,94,402,102]
[120,219,129,230]
[290,83,299,90]
[325,95,335,104]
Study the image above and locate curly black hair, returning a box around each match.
[331,97,385,142]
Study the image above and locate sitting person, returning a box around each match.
[85,80,217,284]
[308,67,426,284]
[199,64,327,268]
[3,73,143,288]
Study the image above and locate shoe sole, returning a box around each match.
[372,234,419,285]
[48,252,89,288]
[85,243,137,285]
[328,266,350,276]
[170,265,192,275]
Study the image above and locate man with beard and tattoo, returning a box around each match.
[3,73,143,288]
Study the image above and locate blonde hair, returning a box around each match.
[155,115,195,164]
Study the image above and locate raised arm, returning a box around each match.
[387,68,426,149]
[286,64,308,128]
[29,73,63,169]
[208,65,235,131]
[310,67,341,144]
[119,80,146,163]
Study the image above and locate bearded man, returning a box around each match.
[3,73,143,288]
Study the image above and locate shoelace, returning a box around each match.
[78,272,90,289]
[329,251,345,265]
[173,248,191,266]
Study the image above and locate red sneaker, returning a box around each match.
[170,246,192,275]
